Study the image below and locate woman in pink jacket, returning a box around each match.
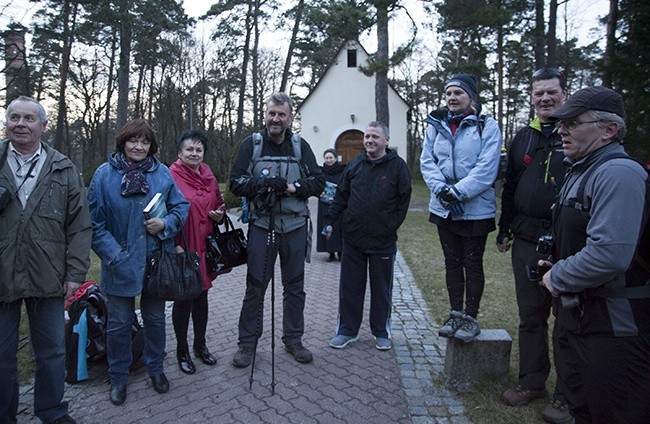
[169,130,225,374]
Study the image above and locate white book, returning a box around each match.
[143,192,167,219]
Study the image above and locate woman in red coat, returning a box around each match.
[169,130,225,374]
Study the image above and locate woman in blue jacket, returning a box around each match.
[420,73,502,343]
[87,119,189,406]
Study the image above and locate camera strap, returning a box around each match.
[13,156,39,195]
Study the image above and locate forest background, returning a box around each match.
[0,0,648,186]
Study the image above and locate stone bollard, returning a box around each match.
[443,329,512,392]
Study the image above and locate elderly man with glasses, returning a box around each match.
[538,86,650,424]
[497,68,571,423]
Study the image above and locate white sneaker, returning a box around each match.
[329,334,359,349]
[375,337,392,350]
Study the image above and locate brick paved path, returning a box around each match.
[18,200,470,424]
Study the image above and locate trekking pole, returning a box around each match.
[248,192,276,392]
[248,229,270,391]
[270,210,276,395]
[267,192,278,395]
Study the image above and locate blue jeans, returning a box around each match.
[0,298,69,423]
[106,294,166,385]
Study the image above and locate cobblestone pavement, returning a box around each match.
[18,200,470,424]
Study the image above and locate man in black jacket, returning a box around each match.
[323,121,411,351]
[229,92,325,367]
[498,68,571,424]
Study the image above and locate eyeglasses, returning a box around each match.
[533,67,563,79]
[555,119,600,130]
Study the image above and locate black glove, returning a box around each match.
[448,202,464,216]
[292,179,309,199]
[437,187,457,205]
[496,231,511,245]
[265,176,288,194]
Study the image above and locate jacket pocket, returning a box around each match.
[38,180,67,223]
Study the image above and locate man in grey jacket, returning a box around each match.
[0,96,92,424]
[540,86,650,423]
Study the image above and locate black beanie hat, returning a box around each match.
[445,73,478,102]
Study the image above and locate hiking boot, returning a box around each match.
[501,385,547,406]
[329,334,359,349]
[285,343,313,363]
[454,314,480,342]
[438,310,465,338]
[232,346,254,368]
[542,399,573,423]
[375,337,392,351]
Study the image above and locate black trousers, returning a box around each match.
[335,240,395,339]
[172,290,209,353]
[436,224,487,318]
[512,237,565,400]
[555,328,650,424]
[237,224,307,348]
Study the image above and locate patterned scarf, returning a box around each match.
[113,151,154,196]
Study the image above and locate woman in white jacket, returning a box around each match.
[420,73,502,343]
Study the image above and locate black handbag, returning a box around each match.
[206,214,248,277]
[143,229,202,301]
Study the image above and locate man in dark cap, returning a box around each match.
[538,86,650,423]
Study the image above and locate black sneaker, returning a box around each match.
[232,346,254,368]
[285,343,313,363]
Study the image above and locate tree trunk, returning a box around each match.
[116,0,133,132]
[534,0,546,68]
[547,0,558,66]
[102,30,117,159]
[602,0,618,87]
[54,0,76,153]
[280,0,304,92]
[234,0,254,142]
[375,1,389,126]
[251,0,260,129]
[496,1,504,131]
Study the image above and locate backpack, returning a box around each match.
[65,282,144,383]
[65,282,108,383]
[571,153,650,293]
[239,132,304,223]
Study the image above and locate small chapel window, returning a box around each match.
[347,49,357,68]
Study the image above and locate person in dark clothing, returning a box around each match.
[498,67,571,424]
[316,148,345,261]
[229,92,325,368]
[540,86,650,424]
[324,121,411,351]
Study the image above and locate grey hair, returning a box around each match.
[6,95,48,124]
[367,121,389,137]
[267,92,294,113]
[589,110,627,141]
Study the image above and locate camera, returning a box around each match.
[525,264,551,282]
[0,186,12,212]
[536,234,554,255]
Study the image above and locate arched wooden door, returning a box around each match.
[335,130,364,164]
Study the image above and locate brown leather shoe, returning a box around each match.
[501,385,547,406]
[542,399,573,423]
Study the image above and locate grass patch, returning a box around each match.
[398,179,557,424]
